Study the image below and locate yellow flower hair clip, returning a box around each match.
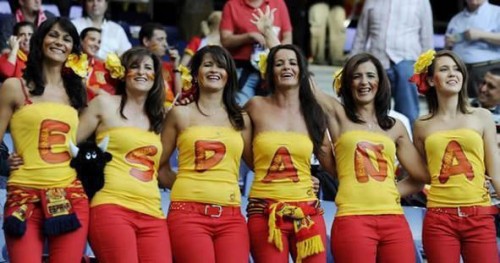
[105,53,125,79]
[410,49,436,95]
[258,52,268,79]
[332,69,343,94]
[413,49,436,74]
[177,65,193,92]
[65,53,89,78]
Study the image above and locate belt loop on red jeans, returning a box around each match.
[169,201,239,217]
[428,206,499,217]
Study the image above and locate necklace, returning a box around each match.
[363,119,378,130]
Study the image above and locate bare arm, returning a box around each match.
[251,6,280,48]
[395,121,427,196]
[6,36,20,66]
[158,108,181,189]
[180,53,193,67]
[241,112,254,170]
[316,131,337,178]
[480,109,500,194]
[411,120,431,184]
[77,95,104,143]
[0,78,21,141]
[396,121,430,183]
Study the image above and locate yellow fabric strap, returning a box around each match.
[267,202,325,261]
[267,202,283,251]
[17,50,27,62]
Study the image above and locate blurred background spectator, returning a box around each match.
[72,0,131,60]
[0,21,34,81]
[350,0,434,127]
[0,0,55,53]
[180,11,222,67]
[445,0,500,98]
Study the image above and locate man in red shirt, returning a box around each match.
[139,22,181,105]
[0,21,34,82]
[220,0,293,105]
[81,27,117,101]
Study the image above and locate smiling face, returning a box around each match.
[125,55,155,93]
[197,53,228,92]
[350,61,379,105]
[478,72,500,108]
[272,49,300,89]
[428,55,463,95]
[42,23,74,63]
[82,30,101,57]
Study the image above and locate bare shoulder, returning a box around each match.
[470,107,492,119]
[0,78,25,106]
[1,78,24,96]
[166,104,190,123]
[413,117,432,139]
[89,94,120,113]
[244,96,266,112]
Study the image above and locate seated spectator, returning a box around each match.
[72,0,131,60]
[446,0,500,97]
[0,21,34,81]
[180,11,222,67]
[0,0,55,53]
[471,68,500,130]
[80,27,117,100]
[139,22,181,106]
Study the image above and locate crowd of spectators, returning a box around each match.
[0,0,499,262]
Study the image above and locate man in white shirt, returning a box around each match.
[71,0,131,60]
[351,0,434,127]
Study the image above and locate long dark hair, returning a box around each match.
[23,17,86,110]
[115,47,166,134]
[189,45,244,130]
[338,52,395,130]
[264,44,328,154]
[424,50,470,118]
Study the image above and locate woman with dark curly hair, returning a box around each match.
[77,46,170,263]
[159,45,251,263]
[0,17,88,262]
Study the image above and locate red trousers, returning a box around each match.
[89,204,171,263]
[331,215,415,263]
[423,210,499,263]
[5,197,89,263]
[167,202,249,263]
[248,213,327,263]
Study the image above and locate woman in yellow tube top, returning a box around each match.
[412,50,500,263]
[158,45,252,263]
[314,52,429,263]
[244,44,335,263]
[77,47,171,263]
[0,17,89,262]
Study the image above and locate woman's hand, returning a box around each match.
[312,176,320,195]
[8,153,23,171]
[251,5,276,35]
